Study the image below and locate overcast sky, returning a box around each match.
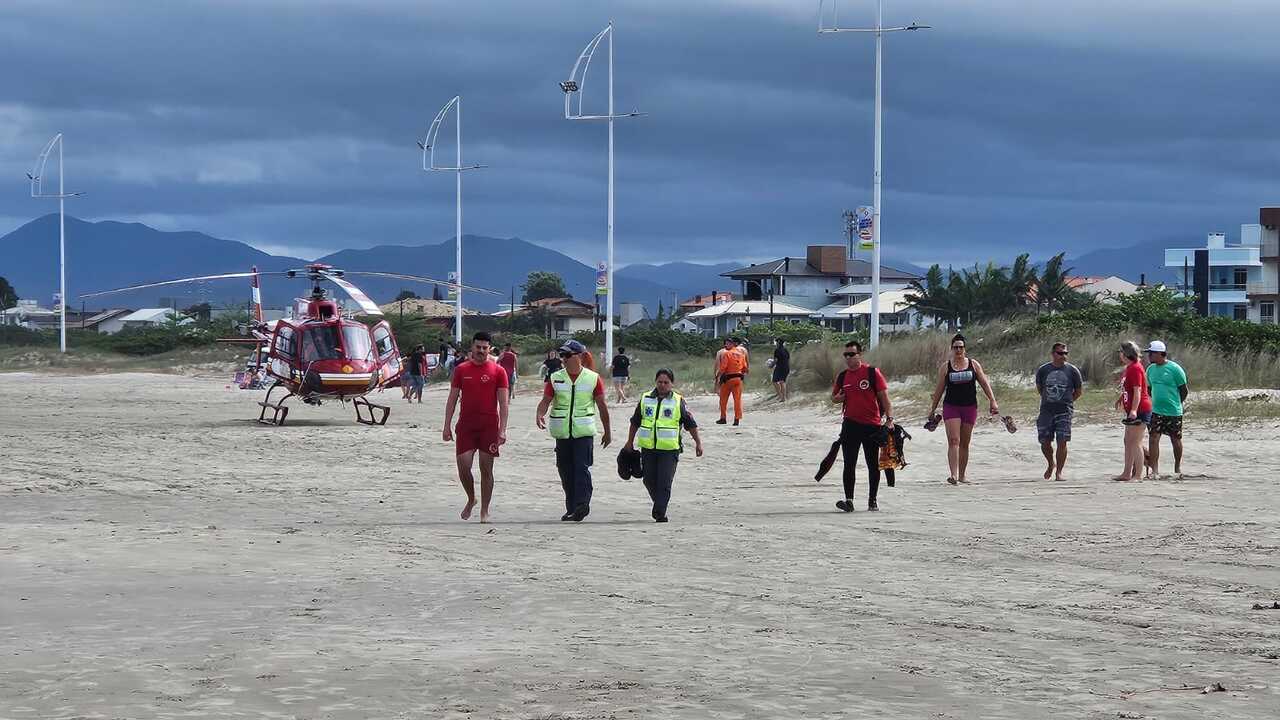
[1,0,1277,268]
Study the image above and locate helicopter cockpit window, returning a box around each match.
[342,323,374,362]
[300,326,342,363]
[372,325,395,358]
[273,325,296,358]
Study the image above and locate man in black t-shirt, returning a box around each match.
[611,347,632,404]
[405,344,427,403]
[771,338,791,401]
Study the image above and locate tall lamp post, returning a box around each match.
[819,0,928,348]
[560,21,644,365]
[421,96,486,344]
[28,133,82,354]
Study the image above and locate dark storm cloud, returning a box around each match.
[1,0,1278,267]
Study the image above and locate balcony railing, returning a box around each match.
[1248,281,1280,296]
[1208,283,1247,291]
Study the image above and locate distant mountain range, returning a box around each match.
[0,214,1176,316]
[0,215,739,314]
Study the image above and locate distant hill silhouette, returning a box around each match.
[0,215,677,313]
[1065,238,1178,286]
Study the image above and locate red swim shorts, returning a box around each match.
[455,415,501,457]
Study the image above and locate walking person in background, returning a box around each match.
[441,332,510,523]
[623,368,704,522]
[1035,342,1083,480]
[714,336,749,425]
[1145,340,1189,476]
[610,346,632,404]
[540,348,562,382]
[498,342,519,399]
[403,343,428,403]
[926,333,999,485]
[1115,340,1153,481]
[536,340,612,521]
[831,340,893,512]
[771,338,791,402]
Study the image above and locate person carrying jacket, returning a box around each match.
[536,339,612,521]
[623,368,704,522]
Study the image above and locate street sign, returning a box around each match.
[856,206,874,250]
[447,271,457,302]
[595,261,608,296]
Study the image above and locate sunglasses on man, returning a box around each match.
[843,351,861,358]
[1054,350,1069,356]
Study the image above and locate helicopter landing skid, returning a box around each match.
[353,396,390,426]
[258,382,292,426]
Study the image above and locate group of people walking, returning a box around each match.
[436,330,1192,523]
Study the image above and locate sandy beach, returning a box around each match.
[1,372,1278,719]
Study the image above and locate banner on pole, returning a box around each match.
[856,206,874,250]
[595,262,608,296]
[447,271,457,302]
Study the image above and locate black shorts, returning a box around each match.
[772,367,790,383]
[1150,413,1183,438]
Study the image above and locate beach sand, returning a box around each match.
[1,372,1277,719]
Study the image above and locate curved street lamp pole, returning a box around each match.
[561,22,644,364]
[29,133,83,354]
[422,96,486,343]
[819,0,929,349]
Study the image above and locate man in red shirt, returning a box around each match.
[497,343,519,399]
[831,340,894,512]
[442,332,510,523]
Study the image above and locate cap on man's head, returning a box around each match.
[1145,340,1167,353]
[558,339,587,355]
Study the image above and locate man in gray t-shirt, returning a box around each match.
[1035,342,1084,481]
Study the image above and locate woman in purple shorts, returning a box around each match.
[927,333,999,485]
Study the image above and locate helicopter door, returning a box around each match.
[371,321,402,386]
[266,320,299,383]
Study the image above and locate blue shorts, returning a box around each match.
[1036,408,1073,442]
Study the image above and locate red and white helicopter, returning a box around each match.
[81,263,494,426]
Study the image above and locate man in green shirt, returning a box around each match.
[1144,340,1188,475]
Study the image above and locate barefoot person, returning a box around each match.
[610,346,632,404]
[926,333,999,485]
[1035,342,1083,481]
[771,338,791,401]
[1145,340,1189,476]
[441,332,509,523]
[497,343,519,399]
[831,340,894,511]
[536,340,612,521]
[1115,340,1152,482]
[623,368,704,522]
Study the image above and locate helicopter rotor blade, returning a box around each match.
[340,270,504,295]
[319,271,384,316]
[79,271,291,299]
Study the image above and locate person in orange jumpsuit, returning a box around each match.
[715,336,749,425]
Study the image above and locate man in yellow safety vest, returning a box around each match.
[536,339,612,521]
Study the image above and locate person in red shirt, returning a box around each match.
[497,343,519,399]
[442,332,510,523]
[831,340,894,512]
[1115,339,1153,482]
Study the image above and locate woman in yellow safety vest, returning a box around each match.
[624,368,704,523]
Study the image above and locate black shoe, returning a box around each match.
[715,418,727,425]
[867,500,879,512]
[655,516,668,523]
[572,504,590,521]
[733,419,740,426]
[835,500,854,512]
[561,513,574,521]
